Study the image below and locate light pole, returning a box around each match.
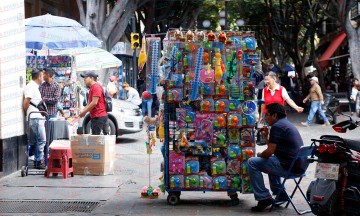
[219,0,230,30]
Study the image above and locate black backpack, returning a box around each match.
[102,87,113,112]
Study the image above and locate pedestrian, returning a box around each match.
[107,75,118,98]
[39,67,61,119]
[260,72,303,123]
[248,103,305,212]
[122,82,142,106]
[141,90,153,117]
[79,71,109,135]
[301,76,331,126]
[23,69,46,169]
[349,78,359,116]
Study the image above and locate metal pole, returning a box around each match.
[224,0,228,30]
[132,16,137,88]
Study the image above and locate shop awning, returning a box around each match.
[318,32,347,68]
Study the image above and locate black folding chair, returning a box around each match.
[269,144,317,215]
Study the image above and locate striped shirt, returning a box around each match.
[39,80,61,115]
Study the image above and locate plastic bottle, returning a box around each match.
[212,164,217,175]
[170,177,175,188]
[186,179,190,188]
[199,177,204,188]
[186,163,191,174]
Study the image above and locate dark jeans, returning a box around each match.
[91,115,109,135]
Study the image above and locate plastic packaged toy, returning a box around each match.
[200,82,214,96]
[169,175,184,189]
[200,99,214,112]
[228,175,241,190]
[227,114,242,128]
[195,113,214,141]
[213,176,228,190]
[169,151,185,174]
[215,99,229,113]
[185,175,199,189]
[242,176,253,193]
[185,157,200,174]
[211,158,226,175]
[228,145,241,159]
[241,148,254,161]
[227,159,241,174]
[176,108,186,130]
[213,114,227,128]
[199,171,213,190]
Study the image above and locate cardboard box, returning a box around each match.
[71,135,116,176]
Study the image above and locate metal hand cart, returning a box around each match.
[162,82,256,206]
[21,111,50,177]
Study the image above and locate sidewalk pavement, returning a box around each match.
[0,111,358,215]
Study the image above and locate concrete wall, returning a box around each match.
[0,1,27,176]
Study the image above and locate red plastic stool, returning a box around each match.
[46,147,74,178]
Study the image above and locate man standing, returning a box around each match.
[39,68,61,118]
[79,71,109,135]
[247,103,304,212]
[106,75,118,98]
[301,76,330,126]
[23,69,46,169]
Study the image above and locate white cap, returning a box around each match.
[310,76,318,83]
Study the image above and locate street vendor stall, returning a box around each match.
[145,29,261,205]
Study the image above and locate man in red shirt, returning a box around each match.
[79,71,109,135]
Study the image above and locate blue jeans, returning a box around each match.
[142,98,153,117]
[29,119,46,162]
[247,156,288,201]
[307,101,328,125]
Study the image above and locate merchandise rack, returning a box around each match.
[154,30,260,205]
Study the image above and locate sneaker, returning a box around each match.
[251,198,274,212]
[28,155,35,161]
[323,121,331,126]
[300,122,309,127]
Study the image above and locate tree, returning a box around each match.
[76,0,203,84]
[340,0,360,79]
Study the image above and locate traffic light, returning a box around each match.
[131,33,140,49]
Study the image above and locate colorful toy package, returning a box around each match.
[185,175,200,189]
[195,112,214,141]
[227,159,241,174]
[185,156,200,175]
[213,176,228,190]
[169,151,185,174]
[228,175,241,190]
[199,171,213,190]
[211,157,226,176]
[170,175,185,189]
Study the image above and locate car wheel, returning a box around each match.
[85,119,116,135]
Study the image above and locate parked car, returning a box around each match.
[77,89,143,136]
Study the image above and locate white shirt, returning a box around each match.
[24,80,43,119]
[262,83,290,101]
[350,87,359,101]
[107,82,118,97]
[126,87,141,106]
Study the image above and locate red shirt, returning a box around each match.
[88,83,107,118]
[263,86,284,113]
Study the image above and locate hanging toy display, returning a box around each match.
[190,47,204,101]
[148,40,160,94]
[138,36,147,71]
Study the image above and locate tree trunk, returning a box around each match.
[344,1,360,79]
